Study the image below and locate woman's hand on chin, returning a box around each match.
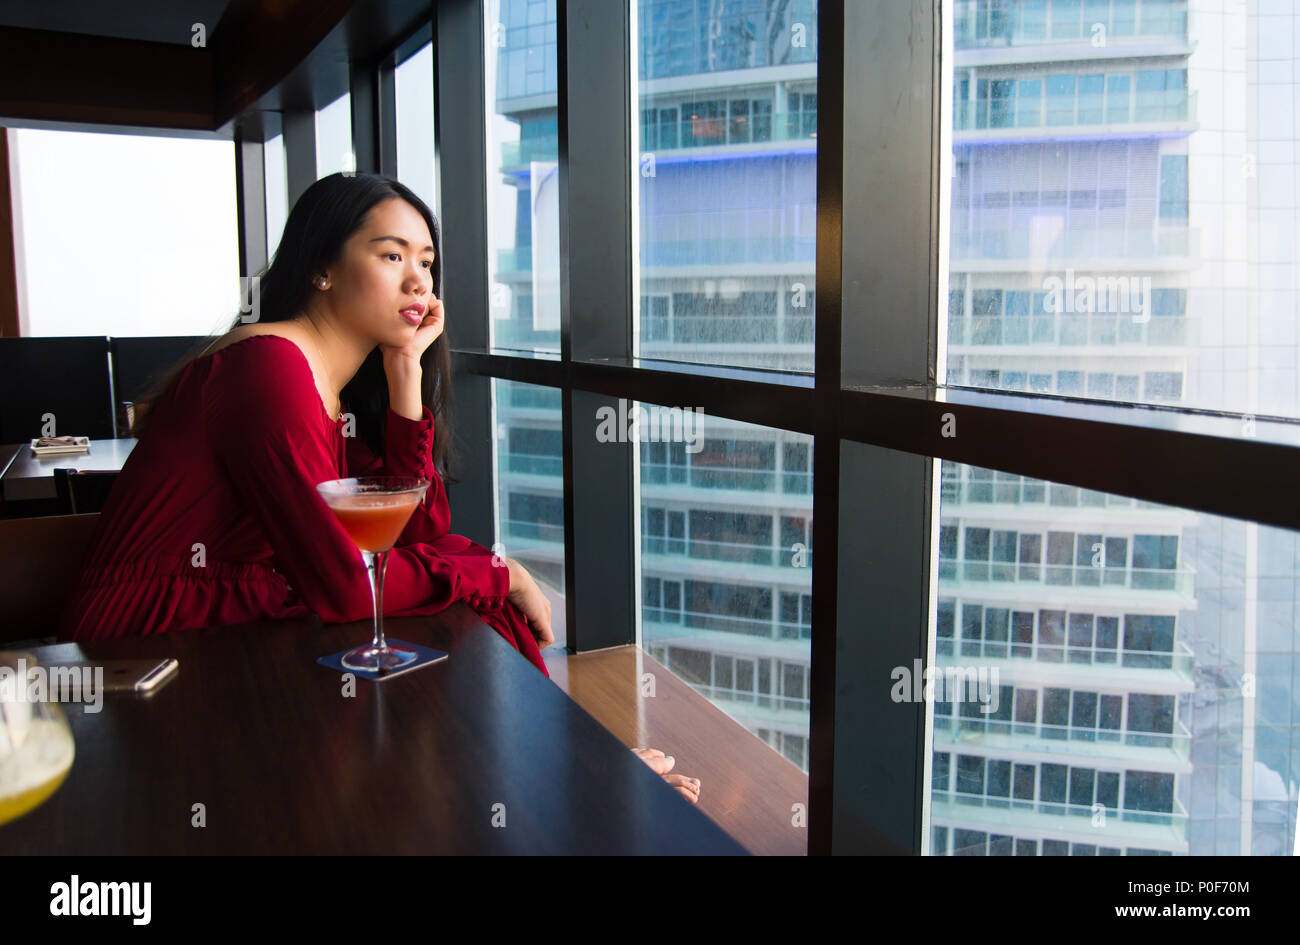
[381,298,444,419]
[380,296,445,370]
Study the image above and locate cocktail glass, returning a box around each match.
[316,476,430,672]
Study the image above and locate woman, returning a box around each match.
[58,173,699,803]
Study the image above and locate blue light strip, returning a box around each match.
[502,141,818,178]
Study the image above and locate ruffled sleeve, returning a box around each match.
[205,337,502,624]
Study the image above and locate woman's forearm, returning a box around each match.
[384,358,424,421]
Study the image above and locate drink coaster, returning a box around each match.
[316,640,448,681]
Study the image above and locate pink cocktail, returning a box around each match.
[329,493,423,552]
[317,476,430,672]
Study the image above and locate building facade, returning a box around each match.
[488,0,1299,855]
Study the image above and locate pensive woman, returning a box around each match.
[57,173,699,803]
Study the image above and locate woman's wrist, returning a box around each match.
[383,357,424,421]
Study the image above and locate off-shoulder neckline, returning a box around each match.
[202,332,346,427]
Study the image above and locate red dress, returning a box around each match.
[57,333,549,677]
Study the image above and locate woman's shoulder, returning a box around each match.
[200,326,321,417]
[204,324,310,362]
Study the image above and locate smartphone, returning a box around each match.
[41,658,179,694]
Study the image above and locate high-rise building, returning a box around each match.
[490,0,819,771]
[931,0,1298,856]
[487,0,1299,854]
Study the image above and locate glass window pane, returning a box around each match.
[1077,74,1104,124]
[264,133,288,260]
[10,128,238,336]
[633,0,817,370]
[1045,74,1074,125]
[1017,79,1043,127]
[396,41,438,216]
[494,379,566,647]
[930,458,1300,855]
[315,92,354,178]
[638,406,812,768]
[946,0,1300,419]
[486,0,560,353]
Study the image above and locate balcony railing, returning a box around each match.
[505,386,563,409]
[500,136,558,168]
[950,226,1193,261]
[643,534,812,570]
[953,0,1189,48]
[948,313,1198,348]
[639,111,818,152]
[504,451,562,477]
[501,517,564,544]
[930,789,1189,840]
[936,637,1196,674]
[782,470,813,494]
[504,451,812,498]
[933,714,1193,760]
[503,109,820,169]
[938,556,1194,596]
[954,91,1196,132]
[642,459,815,496]
[941,476,1172,511]
[642,314,813,345]
[644,605,811,641]
[693,683,810,714]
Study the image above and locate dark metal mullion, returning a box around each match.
[827,0,942,854]
[456,347,1300,449]
[557,0,578,653]
[840,387,1300,531]
[434,0,496,550]
[377,63,398,178]
[350,60,379,175]
[452,347,1300,532]
[453,351,813,432]
[282,110,317,208]
[559,0,636,651]
[0,130,22,338]
[807,0,845,860]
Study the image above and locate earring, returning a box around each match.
[316,278,327,288]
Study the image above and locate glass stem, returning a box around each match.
[362,548,391,652]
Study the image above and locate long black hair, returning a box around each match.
[133,172,459,483]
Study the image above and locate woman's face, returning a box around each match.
[323,197,436,346]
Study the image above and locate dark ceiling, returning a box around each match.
[0,0,233,46]
[0,0,434,139]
